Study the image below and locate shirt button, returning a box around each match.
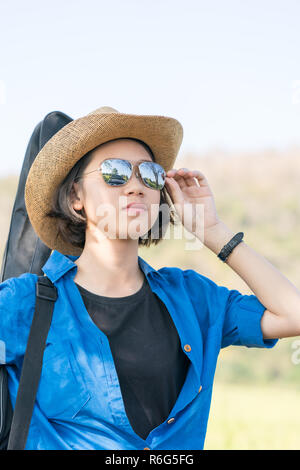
[184,344,192,352]
[167,417,175,424]
[144,447,151,450]
[198,385,202,393]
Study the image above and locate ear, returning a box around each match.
[71,182,83,211]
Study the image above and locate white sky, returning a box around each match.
[1,0,300,177]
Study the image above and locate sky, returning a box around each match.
[1,0,300,177]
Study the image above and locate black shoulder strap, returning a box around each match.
[7,275,57,450]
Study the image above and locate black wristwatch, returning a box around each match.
[217,232,244,262]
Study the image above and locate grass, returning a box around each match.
[205,382,300,450]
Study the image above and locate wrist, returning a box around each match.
[201,221,236,255]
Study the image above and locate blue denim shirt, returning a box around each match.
[0,250,278,450]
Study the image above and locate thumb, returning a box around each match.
[165,177,185,215]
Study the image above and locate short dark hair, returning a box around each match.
[45,138,177,249]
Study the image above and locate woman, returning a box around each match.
[1,106,300,450]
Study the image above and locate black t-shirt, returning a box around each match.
[75,273,191,440]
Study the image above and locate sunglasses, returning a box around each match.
[76,158,166,190]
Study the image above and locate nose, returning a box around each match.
[124,169,145,195]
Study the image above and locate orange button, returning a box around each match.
[167,417,175,424]
[198,385,202,393]
[144,447,150,450]
[184,344,191,352]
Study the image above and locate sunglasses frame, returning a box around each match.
[76,158,166,190]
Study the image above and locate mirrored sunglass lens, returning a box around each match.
[139,162,165,190]
[101,159,132,186]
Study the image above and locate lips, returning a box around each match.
[124,203,147,210]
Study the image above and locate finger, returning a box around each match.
[191,170,209,186]
[176,169,209,187]
[166,170,188,191]
[166,168,178,176]
[166,169,180,182]
[176,168,200,187]
[171,168,198,188]
[165,176,184,204]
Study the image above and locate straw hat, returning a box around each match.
[24,105,184,256]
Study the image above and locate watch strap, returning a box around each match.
[217,232,244,262]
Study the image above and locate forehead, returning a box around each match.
[88,138,153,166]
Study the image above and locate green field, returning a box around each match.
[205,382,300,449]
[203,337,300,450]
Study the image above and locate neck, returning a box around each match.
[73,227,145,296]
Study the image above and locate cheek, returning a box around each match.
[84,186,112,221]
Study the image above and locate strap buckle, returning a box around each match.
[36,277,58,302]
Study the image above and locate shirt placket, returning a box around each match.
[146,278,203,417]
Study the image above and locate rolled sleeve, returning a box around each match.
[222,289,278,349]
